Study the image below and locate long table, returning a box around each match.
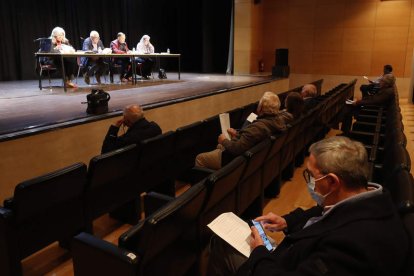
[35,52,181,92]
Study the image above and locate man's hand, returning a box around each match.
[249,226,264,250]
[254,212,287,232]
[218,133,228,144]
[113,118,124,128]
[227,128,238,138]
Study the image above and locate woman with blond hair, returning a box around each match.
[46,26,77,88]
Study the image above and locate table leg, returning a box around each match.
[61,55,66,92]
[37,57,42,90]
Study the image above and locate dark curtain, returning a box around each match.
[0,0,232,81]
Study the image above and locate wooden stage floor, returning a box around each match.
[0,73,273,141]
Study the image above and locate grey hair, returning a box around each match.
[257,92,281,115]
[140,35,150,43]
[301,84,317,98]
[309,136,369,188]
[50,27,68,44]
[124,104,144,123]
[90,30,99,38]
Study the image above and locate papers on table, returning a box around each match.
[207,212,252,257]
[58,44,75,54]
[219,113,231,140]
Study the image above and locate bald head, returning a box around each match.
[301,84,317,98]
[123,104,144,127]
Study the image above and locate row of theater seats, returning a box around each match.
[0,79,358,276]
[69,80,358,276]
[345,88,414,276]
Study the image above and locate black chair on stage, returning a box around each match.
[0,163,87,276]
[35,38,58,90]
[84,144,140,233]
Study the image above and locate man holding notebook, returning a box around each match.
[207,136,408,275]
[195,91,287,169]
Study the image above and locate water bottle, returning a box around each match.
[167,48,170,54]
[132,47,136,52]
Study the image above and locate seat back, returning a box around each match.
[72,232,139,276]
[6,162,87,260]
[228,107,244,129]
[201,115,221,152]
[401,212,414,276]
[37,38,52,53]
[119,180,208,276]
[262,133,288,189]
[85,144,139,222]
[199,156,247,246]
[173,121,205,178]
[238,139,271,215]
[137,131,176,193]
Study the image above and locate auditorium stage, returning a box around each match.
[0,73,275,141]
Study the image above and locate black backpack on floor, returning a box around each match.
[84,89,111,115]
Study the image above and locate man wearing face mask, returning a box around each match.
[101,104,161,154]
[207,136,409,276]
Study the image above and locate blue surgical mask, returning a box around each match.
[307,175,332,206]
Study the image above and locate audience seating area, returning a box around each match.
[3,78,413,275]
[345,87,414,275]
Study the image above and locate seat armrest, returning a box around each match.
[144,192,175,216]
[180,166,215,184]
[3,197,14,210]
[0,208,13,219]
[72,232,139,276]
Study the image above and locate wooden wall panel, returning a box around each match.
[342,28,375,52]
[288,28,315,52]
[289,50,313,74]
[312,51,343,74]
[314,28,344,52]
[235,0,414,81]
[343,2,377,28]
[373,27,409,53]
[341,51,372,76]
[314,4,346,28]
[376,1,411,27]
[371,50,406,76]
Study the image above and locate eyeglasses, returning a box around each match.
[303,169,328,183]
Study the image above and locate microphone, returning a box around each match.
[33,37,48,42]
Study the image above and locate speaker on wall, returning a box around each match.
[275,48,288,66]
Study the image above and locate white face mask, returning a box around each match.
[307,175,332,206]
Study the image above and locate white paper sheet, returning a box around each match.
[219,113,231,140]
[207,212,252,257]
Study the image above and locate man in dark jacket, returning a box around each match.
[340,73,396,134]
[207,136,409,276]
[101,104,161,153]
[81,30,106,84]
[195,92,287,169]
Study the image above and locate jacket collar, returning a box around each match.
[287,188,395,240]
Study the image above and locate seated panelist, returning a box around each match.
[81,30,106,85]
[42,26,77,88]
[110,32,132,82]
[136,34,155,79]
